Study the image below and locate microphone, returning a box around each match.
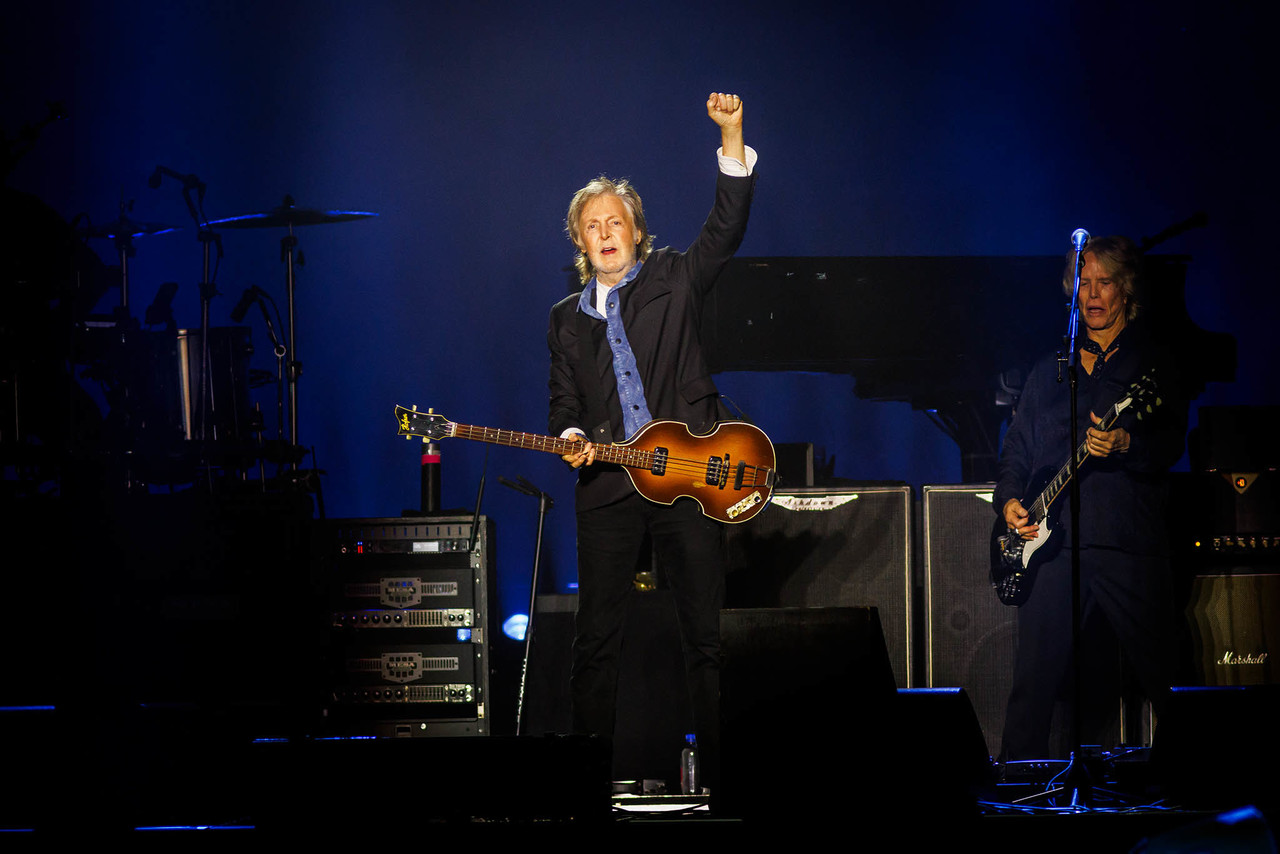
[230,286,259,323]
[1071,228,1090,251]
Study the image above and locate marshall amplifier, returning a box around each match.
[1185,571,1280,686]
[319,516,496,736]
[1169,472,1279,686]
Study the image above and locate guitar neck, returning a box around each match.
[1027,400,1124,521]
[450,423,650,470]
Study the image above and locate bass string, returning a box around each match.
[452,423,767,481]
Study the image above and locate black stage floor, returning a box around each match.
[2,711,1276,852]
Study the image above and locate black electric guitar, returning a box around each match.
[989,373,1162,606]
[395,406,777,524]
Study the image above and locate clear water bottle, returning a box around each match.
[680,733,699,795]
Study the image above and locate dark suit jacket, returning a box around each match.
[547,169,757,512]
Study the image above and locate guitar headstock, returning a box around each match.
[395,405,455,440]
[1119,372,1163,422]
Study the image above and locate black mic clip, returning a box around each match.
[230,285,259,324]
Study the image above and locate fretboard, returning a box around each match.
[450,423,653,471]
[1028,399,1124,522]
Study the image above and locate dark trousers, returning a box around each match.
[1002,546,1175,760]
[571,492,725,780]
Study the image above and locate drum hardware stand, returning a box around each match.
[252,401,268,490]
[204,196,378,475]
[149,166,222,446]
[280,222,303,466]
[231,285,288,444]
[270,330,287,444]
[112,198,138,311]
[195,226,223,444]
[499,475,554,736]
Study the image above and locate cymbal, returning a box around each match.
[208,204,378,229]
[79,217,180,239]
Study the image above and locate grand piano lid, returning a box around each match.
[702,255,1235,405]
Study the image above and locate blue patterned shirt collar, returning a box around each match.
[576,259,643,319]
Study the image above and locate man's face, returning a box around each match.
[1078,252,1127,337]
[577,194,641,286]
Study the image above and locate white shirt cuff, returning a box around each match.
[717,145,757,176]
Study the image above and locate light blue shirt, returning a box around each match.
[576,260,653,439]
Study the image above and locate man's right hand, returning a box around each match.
[707,92,746,165]
[562,435,596,469]
[1003,498,1039,540]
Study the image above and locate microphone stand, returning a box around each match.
[150,167,220,449]
[279,212,303,469]
[499,475,554,736]
[252,289,288,444]
[1054,229,1092,805]
[196,224,221,447]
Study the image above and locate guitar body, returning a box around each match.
[393,406,777,525]
[983,372,1162,607]
[616,420,777,524]
[989,465,1064,606]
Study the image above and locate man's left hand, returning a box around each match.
[1086,411,1130,457]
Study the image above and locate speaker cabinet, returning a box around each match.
[523,591,694,784]
[725,486,913,687]
[1154,685,1280,811]
[1185,571,1280,685]
[522,594,576,736]
[718,606,899,818]
[922,484,1015,760]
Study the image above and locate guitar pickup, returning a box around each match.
[651,447,668,475]
[706,455,731,488]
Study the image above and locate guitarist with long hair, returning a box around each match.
[547,93,757,787]
[995,236,1187,761]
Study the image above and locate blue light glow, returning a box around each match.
[136,825,255,831]
[503,613,529,641]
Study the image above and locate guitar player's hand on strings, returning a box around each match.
[562,434,596,469]
[1003,498,1039,541]
[1086,412,1131,458]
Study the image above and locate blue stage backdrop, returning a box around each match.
[3,0,1270,624]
